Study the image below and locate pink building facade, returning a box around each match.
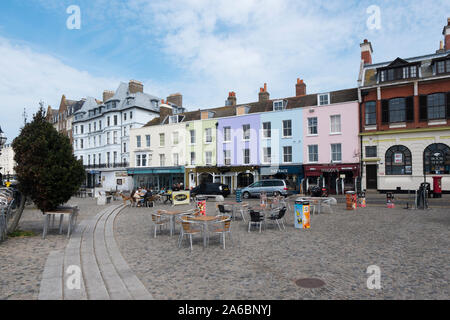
[302,99,361,194]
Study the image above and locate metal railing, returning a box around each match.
[0,188,15,242]
[84,162,129,169]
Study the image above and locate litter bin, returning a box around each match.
[294,199,310,229]
[432,176,442,198]
[346,191,357,210]
[196,196,207,216]
[358,191,366,208]
[386,192,395,208]
[417,182,430,209]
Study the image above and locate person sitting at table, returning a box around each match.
[139,188,147,206]
[133,188,143,206]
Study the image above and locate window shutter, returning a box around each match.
[447,92,450,119]
[381,100,389,124]
[406,96,414,122]
[419,95,428,121]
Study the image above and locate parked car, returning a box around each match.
[240,179,295,199]
[308,185,328,197]
[190,183,230,198]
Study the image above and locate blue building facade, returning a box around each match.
[259,107,304,190]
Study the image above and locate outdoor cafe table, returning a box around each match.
[160,209,186,236]
[222,201,246,220]
[161,193,172,204]
[189,215,220,248]
[290,196,331,214]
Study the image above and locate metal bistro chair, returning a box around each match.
[177,216,204,251]
[267,207,287,231]
[175,209,198,233]
[217,204,233,218]
[150,211,170,238]
[237,202,248,222]
[210,215,233,249]
[248,210,265,233]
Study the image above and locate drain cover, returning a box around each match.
[295,278,326,289]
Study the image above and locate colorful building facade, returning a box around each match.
[302,93,360,194]
[358,19,450,192]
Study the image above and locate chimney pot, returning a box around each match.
[295,78,307,96]
[128,80,144,94]
[444,18,450,51]
[360,39,373,65]
[258,84,270,102]
[226,91,237,106]
[103,90,115,102]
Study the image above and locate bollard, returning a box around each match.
[358,191,366,208]
[386,192,395,208]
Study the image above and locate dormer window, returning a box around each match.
[378,58,419,83]
[318,93,330,106]
[169,115,179,124]
[434,58,450,75]
[273,100,284,111]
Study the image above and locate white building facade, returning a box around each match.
[0,144,16,179]
[72,80,171,192]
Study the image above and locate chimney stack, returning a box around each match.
[159,99,173,120]
[166,93,183,107]
[226,91,237,106]
[360,39,373,65]
[103,90,114,103]
[128,80,144,94]
[295,78,306,96]
[258,83,270,102]
[443,17,450,51]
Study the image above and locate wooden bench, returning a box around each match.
[42,206,79,239]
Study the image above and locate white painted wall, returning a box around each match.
[362,130,450,191]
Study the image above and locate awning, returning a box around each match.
[304,164,360,176]
[260,165,303,176]
[127,166,185,175]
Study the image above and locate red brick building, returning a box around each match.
[358,18,450,192]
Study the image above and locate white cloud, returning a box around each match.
[0,37,120,140]
[3,0,450,141]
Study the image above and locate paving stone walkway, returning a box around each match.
[38,204,152,300]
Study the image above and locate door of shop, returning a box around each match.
[366,165,378,189]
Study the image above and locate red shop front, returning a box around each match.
[304,163,361,194]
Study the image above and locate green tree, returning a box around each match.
[12,107,85,213]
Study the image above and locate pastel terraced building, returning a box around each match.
[302,89,360,193]
[128,103,190,190]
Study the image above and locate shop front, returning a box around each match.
[85,170,101,188]
[304,163,360,194]
[127,166,185,191]
[216,166,260,193]
[259,165,304,192]
[185,166,222,190]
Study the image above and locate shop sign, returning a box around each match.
[172,191,190,206]
[115,171,128,177]
[394,153,403,164]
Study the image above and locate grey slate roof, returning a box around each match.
[362,50,450,87]
[144,88,358,127]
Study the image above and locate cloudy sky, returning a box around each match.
[0,0,449,140]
